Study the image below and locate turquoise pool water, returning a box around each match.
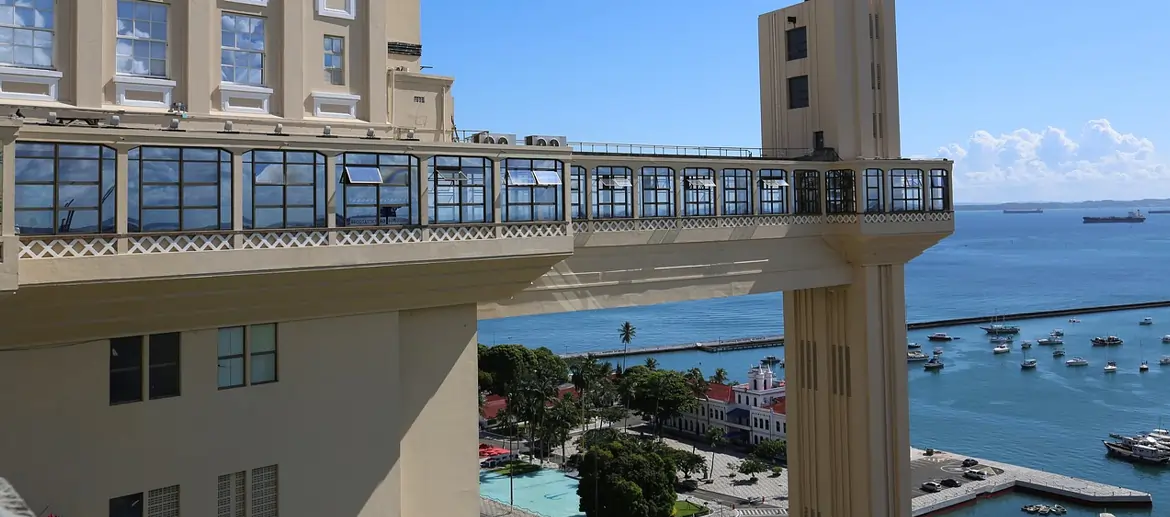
[480,469,585,517]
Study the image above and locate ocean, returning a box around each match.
[480,208,1170,516]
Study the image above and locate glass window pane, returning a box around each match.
[251,354,276,384]
[218,357,244,388]
[218,327,244,356]
[251,324,276,353]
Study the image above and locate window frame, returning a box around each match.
[217,323,279,389]
[115,0,170,78]
[243,150,327,229]
[336,152,416,227]
[929,168,951,211]
[592,166,632,219]
[721,168,751,216]
[863,168,884,212]
[639,166,675,218]
[109,335,144,405]
[109,492,144,517]
[217,326,246,390]
[220,11,267,87]
[785,26,808,61]
[569,165,585,219]
[0,0,55,69]
[323,34,344,86]
[889,168,924,212]
[793,170,821,215]
[758,169,788,215]
[502,158,563,222]
[13,142,117,236]
[428,156,492,224]
[682,167,716,217]
[824,169,857,214]
[129,146,232,232]
[147,332,181,400]
[787,75,810,109]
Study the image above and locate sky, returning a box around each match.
[420,0,1170,203]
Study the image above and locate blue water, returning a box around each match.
[481,470,584,517]
[480,208,1170,516]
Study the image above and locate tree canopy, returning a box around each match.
[578,433,677,517]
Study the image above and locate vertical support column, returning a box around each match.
[673,167,684,219]
[1,137,16,236]
[583,164,594,220]
[819,168,829,216]
[114,147,130,254]
[231,152,245,249]
[491,159,503,234]
[631,167,641,220]
[324,153,338,244]
[417,155,431,241]
[783,264,911,517]
[73,0,104,108]
[561,159,572,224]
[280,1,305,120]
[364,0,389,125]
[917,169,927,212]
[750,169,760,216]
[883,168,893,214]
[183,0,215,114]
[713,169,723,217]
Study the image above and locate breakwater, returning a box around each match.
[560,300,1170,359]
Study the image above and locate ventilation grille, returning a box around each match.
[217,471,247,517]
[251,465,279,517]
[387,41,422,57]
[147,485,180,517]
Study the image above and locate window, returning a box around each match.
[429,156,491,223]
[110,493,144,517]
[146,485,180,517]
[825,169,856,214]
[323,35,343,85]
[682,168,715,216]
[569,166,585,219]
[148,332,181,399]
[785,26,807,61]
[929,168,950,211]
[793,170,821,215]
[890,169,923,212]
[413,95,425,103]
[592,166,632,219]
[110,336,144,405]
[0,0,54,69]
[721,169,751,215]
[640,167,674,217]
[13,142,116,235]
[758,169,788,215]
[218,324,278,389]
[217,471,247,517]
[129,147,232,232]
[116,0,168,77]
[336,153,416,226]
[503,159,562,222]
[243,151,327,229]
[863,168,883,212]
[221,12,266,86]
[251,465,279,517]
[787,75,810,109]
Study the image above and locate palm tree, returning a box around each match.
[704,426,727,479]
[644,357,658,370]
[683,367,709,452]
[709,368,729,385]
[619,321,637,370]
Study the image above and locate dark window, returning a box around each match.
[13,142,116,235]
[864,168,884,212]
[243,151,327,229]
[640,167,674,217]
[890,169,924,212]
[592,166,632,218]
[825,169,856,214]
[110,336,143,405]
[721,169,751,215]
[429,156,491,223]
[682,168,715,216]
[336,153,416,226]
[217,326,246,389]
[148,332,181,399]
[759,169,788,215]
[109,492,144,517]
[785,26,808,61]
[502,158,563,222]
[929,169,951,211]
[814,131,825,150]
[570,166,585,219]
[794,170,821,215]
[788,75,810,109]
[250,323,278,385]
[129,146,232,232]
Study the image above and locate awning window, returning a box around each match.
[687,177,716,189]
[433,167,468,183]
[506,169,538,186]
[533,170,562,186]
[761,179,789,188]
[599,177,633,188]
[342,166,384,185]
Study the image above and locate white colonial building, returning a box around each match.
[666,365,787,445]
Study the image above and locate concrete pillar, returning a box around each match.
[398,303,479,517]
[783,264,911,517]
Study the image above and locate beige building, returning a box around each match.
[0,1,947,517]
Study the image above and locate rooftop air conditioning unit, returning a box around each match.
[524,135,567,147]
[471,132,516,145]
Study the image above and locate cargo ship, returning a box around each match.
[1083,210,1146,224]
[1003,208,1043,214]
[1149,210,1170,214]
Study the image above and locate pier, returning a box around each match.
[560,335,784,359]
[908,299,1170,330]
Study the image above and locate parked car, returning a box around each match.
[940,478,962,488]
[963,469,987,481]
[920,481,942,493]
[961,458,978,468]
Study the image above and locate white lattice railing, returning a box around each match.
[570,211,952,233]
[18,222,570,259]
[862,211,954,224]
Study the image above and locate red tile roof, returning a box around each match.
[769,397,786,415]
[480,385,579,420]
[706,383,733,403]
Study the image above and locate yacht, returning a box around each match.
[1091,336,1124,346]
[907,350,930,362]
[1103,440,1170,464]
[1020,340,1033,349]
[1037,335,1063,345]
[1160,356,1170,366]
[1141,317,1154,325]
[1163,335,1170,344]
[923,357,945,371]
[1104,361,1118,373]
[1140,361,1150,372]
[1068,318,1081,323]
[927,333,955,342]
[1065,357,1089,367]
[990,335,1013,344]
[1053,349,1066,358]
[980,323,1021,335]
[907,342,922,349]
[761,355,782,366]
[993,344,1011,354]
[1052,328,1065,336]
[933,347,944,355]
[1021,358,1038,370]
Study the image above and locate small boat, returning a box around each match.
[993,344,1010,354]
[990,335,1013,344]
[923,357,944,371]
[981,322,1021,335]
[1052,349,1066,358]
[1052,328,1065,336]
[1140,361,1150,372]
[908,342,922,349]
[1020,340,1032,349]
[1091,336,1124,346]
[761,355,782,366]
[1163,335,1170,343]
[1066,357,1089,367]
[927,333,955,341]
[1021,358,1038,370]
[907,350,930,362]
[1068,318,1081,323]
[932,347,944,355]
[1051,504,1067,515]
[1140,317,1154,325]
[1160,356,1170,366]
[1037,335,1063,345]
[1104,361,1118,373]
[1103,440,1170,464]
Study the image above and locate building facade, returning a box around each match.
[665,366,788,446]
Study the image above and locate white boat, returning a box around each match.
[989,335,1013,344]
[1160,356,1170,365]
[1021,358,1037,369]
[908,342,922,349]
[907,350,930,362]
[1066,357,1089,367]
[1020,340,1032,349]
[1052,328,1065,336]
[993,344,1010,354]
[927,332,954,341]
[932,347,944,355]
[1068,318,1081,323]
[923,357,945,371]
[1163,335,1170,343]
[1140,317,1154,325]
[1104,361,1118,373]
[1037,335,1063,345]
[1053,349,1066,358]
[1140,361,1150,372]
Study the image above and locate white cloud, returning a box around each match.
[935,119,1168,203]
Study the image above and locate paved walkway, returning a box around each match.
[654,436,789,511]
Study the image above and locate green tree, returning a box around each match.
[599,406,630,428]
[619,321,637,369]
[737,458,768,480]
[578,433,677,517]
[709,368,729,385]
[751,438,787,465]
[673,451,706,479]
[540,392,585,461]
[628,370,698,437]
[644,357,658,370]
[569,355,615,432]
[704,427,726,479]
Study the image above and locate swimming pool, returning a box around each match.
[480,469,585,517]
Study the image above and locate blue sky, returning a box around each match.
[421,0,1169,202]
